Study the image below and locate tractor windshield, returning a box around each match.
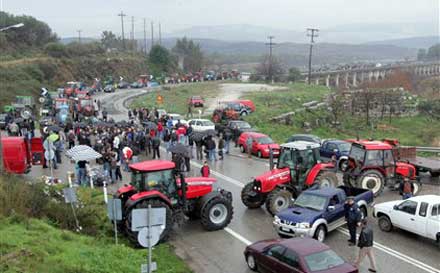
[277,147,319,170]
[131,169,177,197]
[349,145,366,163]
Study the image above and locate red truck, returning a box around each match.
[1,137,44,174]
[188,96,204,107]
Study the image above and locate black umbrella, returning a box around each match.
[48,125,62,132]
[169,143,189,155]
[143,121,157,130]
[189,131,204,142]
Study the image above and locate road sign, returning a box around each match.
[131,208,166,232]
[138,226,163,247]
[107,198,122,221]
[156,94,163,104]
[141,262,157,273]
[63,187,77,203]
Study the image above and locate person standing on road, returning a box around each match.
[218,136,225,160]
[400,178,414,200]
[223,129,231,154]
[77,160,88,186]
[344,196,362,246]
[201,161,210,177]
[152,136,161,159]
[354,218,377,272]
[195,138,203,160]
[205,136,217,161]
[246,136,253,158]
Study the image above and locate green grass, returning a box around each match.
[241,83,440,146]
[130,82,221,115]
[0,217,191,273]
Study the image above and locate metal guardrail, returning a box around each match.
[414,147,440,153]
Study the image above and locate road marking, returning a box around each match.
[337,228,440,273]
[224,227,252,246]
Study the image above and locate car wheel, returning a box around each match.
[246,254,257,271]
[360,206,368,219]
[378,215,393,232]
[314,225,326,242]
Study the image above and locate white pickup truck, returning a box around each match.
[373,195,440,246]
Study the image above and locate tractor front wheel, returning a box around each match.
[200,197,233,231]
[357,170,385,197]
[314,171,339,188]
[241,182,266,209]
[265,188,296,216]
[124,199,173,245]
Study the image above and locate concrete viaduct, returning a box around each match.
[303,62,440,88]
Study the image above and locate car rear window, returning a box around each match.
[201,120,213,126]
[304,249,345,272]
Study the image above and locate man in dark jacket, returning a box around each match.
[152,136,161,159]
[344,196,362,246]
[354,218,377,272]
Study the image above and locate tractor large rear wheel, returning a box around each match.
[200,196,233,231]
[241,182,266,209]
[265,188,296,216]
[314,171,339,188]
[357,170,385,197]
[124,199,173,244]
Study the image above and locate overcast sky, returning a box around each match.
[2,0,439,38]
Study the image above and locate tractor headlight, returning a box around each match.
[274,215,280,223]
[299,222,310,229]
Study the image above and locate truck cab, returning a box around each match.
[273,186,373,242]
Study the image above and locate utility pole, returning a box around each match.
[131,16,135,50]
[265,36,276,83]
[150,21,154,49]
[307,28,319,85]
[159,22,162,45]
[143,18,147,55]
[77,30,82,43]
[117,11,127,50]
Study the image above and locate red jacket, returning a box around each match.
[201,165,210,177]
[157,123,163,132]
[149,129,156,138]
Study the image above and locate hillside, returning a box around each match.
[366,36,440,49]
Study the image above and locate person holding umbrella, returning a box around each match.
[77,160,88,186]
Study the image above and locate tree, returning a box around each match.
[417,48,426,61]
[287,67,302,82]
[327,93,345,125]
[100,31,121,50]
[426,44,440,61]
[255,55,285,82]
[44,42,69,58]
[172,37,204,72]
[149,45,175,75]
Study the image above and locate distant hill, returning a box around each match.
[365,36,440,49]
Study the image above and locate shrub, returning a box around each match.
[45,42,69,58]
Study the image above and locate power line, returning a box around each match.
[117,11,127,50]
[306,28,319,85]
[150,21,154,49]
[159,22,162,46]
[143,18,147,55]
[265,36,276,83]
[77,30,82,43]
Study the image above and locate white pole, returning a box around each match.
[148,204,152,273]
[89,173,94,189]
[103,181,108,203]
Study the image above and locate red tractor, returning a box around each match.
[241,141,338,215]
[115,160,234,243]
[342,140,421,197]
[76,98,95,117]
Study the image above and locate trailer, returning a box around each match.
[394,145,440,177]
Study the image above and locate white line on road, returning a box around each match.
[195,160,440,273]
[224,227,252,246]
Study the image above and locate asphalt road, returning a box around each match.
[28,87,440,273]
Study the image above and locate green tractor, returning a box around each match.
[12,96,35,119]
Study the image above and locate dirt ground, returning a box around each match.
[205,83,286,113]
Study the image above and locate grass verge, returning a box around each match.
[130,82,221,115]
[0,217,190,273]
